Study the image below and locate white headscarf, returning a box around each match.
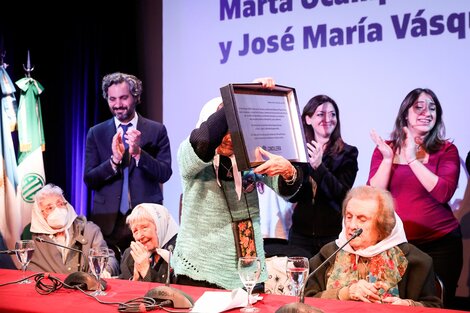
[196,96,223,128]
[335,212,407,258]
[30,201,77,235]
[129,203,179,262]
[197,96,244,199]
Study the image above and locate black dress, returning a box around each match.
[288,144,358,258]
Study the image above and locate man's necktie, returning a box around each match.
[119,123,132,215]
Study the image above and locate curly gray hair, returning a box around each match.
[102,72,143,104]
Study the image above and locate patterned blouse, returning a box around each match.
[326,246,408,299]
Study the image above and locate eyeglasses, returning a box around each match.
[412,99,436,115]
[40,200,68,214]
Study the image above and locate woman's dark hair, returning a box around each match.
[302,95,344,155]
[390,88,445,154]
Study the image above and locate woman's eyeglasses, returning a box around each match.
[40,200,68,214]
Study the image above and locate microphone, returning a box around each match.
[119,285,195,312]
[141,245,193,310]
[166,245,173,287]
[144,286,194,309]
[276,228,363,313]
[118,244,193,312]
[35,237,105,291]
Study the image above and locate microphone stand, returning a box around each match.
[0,250,17,255]
[36,237,108,291]
[165,245,173,287]
[276,228,363,313]
[35,237,88,272]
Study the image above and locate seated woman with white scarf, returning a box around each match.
[304,185,441,308]
[28,184,119,277]
[119,203,178,283]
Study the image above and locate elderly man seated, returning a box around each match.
[305,185,441,308]
[27,184,119,277]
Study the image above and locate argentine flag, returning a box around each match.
[0,66,21,252]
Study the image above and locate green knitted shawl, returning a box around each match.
[171,138,283,289]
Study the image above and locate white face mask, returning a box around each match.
[47,207,68,229]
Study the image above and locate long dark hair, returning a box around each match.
[390,88,445,154]
[302,95,344,155]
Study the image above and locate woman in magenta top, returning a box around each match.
[367,88,461,309]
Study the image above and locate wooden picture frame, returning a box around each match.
[220,83,307,170]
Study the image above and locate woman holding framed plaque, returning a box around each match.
[172,78,304,290]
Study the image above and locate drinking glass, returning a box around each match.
[237,256,261,313]
[286,256,309,299]
[15,240,35,284]
[88,247,110,296]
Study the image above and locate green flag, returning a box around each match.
[15,76,46,229]
[16,77,45,161]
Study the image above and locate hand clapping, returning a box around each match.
[111,132,125,163]
[130,241,151,281]
[125,128,142,157]
[111,128,142,163]
[307,140,323,170]
[370,129,393,161]
[402,127,418,163]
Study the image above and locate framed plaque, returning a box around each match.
[220,83,307,171]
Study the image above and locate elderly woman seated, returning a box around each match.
[119,203,178,283]
[304,185,441,308]
[28,184,119,276]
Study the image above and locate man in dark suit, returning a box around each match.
[84,72,172,254]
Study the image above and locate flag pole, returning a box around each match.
[22,50,34,78]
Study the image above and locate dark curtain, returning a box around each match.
[0,1,141,215]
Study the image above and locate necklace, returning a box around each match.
[220,161,233,178]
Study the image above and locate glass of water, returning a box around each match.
[286,256,309,299]
[238,256,261,312]
[88,247,110,296]
[15,240,35,284]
